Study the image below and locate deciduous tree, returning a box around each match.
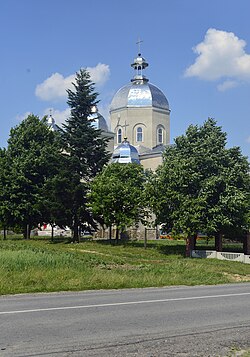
[6,114,62,238]
[89,163,148,241]
[148,118,250,247]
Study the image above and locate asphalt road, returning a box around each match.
[0,283,250,357]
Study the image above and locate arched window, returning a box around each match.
[117,128,122,144]
[157,127,163,144]
[136,127,143,142]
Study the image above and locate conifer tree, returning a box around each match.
[62,69,110,241]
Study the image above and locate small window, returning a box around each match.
[136,127,143,142]
[158,127,163,144]
[117,128,122,144]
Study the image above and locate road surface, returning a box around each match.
[0,283,250,356]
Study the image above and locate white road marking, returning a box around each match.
[1,292,250,315]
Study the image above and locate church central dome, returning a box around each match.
[110,49,170,162]
[110,81,169,112]
[110,52,169,112]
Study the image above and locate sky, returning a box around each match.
[0,0,250,159]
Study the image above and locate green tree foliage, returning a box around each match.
[5,114,62,238]
[148,118,250,238]
[0,148,12,237]
[62,69,111,241]
[89,163,148,240]
[39,160,74,237]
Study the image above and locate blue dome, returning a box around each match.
[110,81,169,112]
[88,107,109,132]
[112,139,140,164]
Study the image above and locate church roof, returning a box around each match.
[110,51,169,112]
[88,106,109,132]
[111,138,140,164]
[110,82,169,112]
[47,115,60,132]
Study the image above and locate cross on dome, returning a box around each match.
[136,37,143,55]
[131,40,149,83]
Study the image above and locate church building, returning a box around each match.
[48,49,170,171]
[109,50,170,171]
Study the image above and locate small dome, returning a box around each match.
[88,110,109,132]
[112,139,140,164]
[110,82,169,112]
[47,115,55,126]
[47,115,59,131]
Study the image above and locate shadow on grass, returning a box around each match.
[92,238,187,256]
[196,244,244,253]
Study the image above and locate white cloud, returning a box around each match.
[35,73,75,101]
[16,111,32,122]
[185,28,250,89]
[217,80,239,91]
[36,63,110,101]
[246,136,250,143]
[16,108,70,127]
[87,63,110,87]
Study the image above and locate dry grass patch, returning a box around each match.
[223,272,250,282]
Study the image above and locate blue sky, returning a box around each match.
[0,0,250,159]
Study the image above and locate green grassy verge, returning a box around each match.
[0,238,249,295]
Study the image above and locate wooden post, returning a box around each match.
[243,232,250,255]
[144,228,147,249]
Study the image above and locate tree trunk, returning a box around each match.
[73,223,79,243]
[193,233,197,249]
[78,225,81,243]
[185,234,195,257]
[115,228,119,244]
[243,231,250,255]
[109,226,112,243]
[71,215,79,243]
[51,225,54,242]
[215,232,222,252]
[25,224,30,240]
[3,226,7,240]
[156,226,159,240]
[144,227,147,249]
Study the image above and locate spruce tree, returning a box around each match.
[62,69,110,241]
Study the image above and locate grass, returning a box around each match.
[227,347,250,357]
[0,237,249,295]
